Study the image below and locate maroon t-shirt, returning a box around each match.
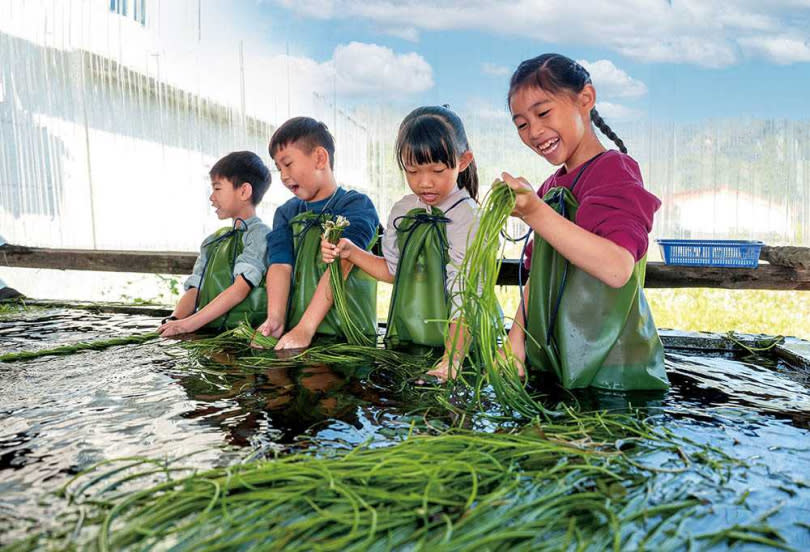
[524,150,660,268]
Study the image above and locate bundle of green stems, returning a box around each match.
[181,321,433,376]
[450,180,547,418]
[322,216,374,346]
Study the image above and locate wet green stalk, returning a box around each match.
[450,180,548,418]
[0,332,159,362]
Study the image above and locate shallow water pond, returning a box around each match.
[1,307,810,549]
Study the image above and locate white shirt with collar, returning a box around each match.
[382,187,479,316]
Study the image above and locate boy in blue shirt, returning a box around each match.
[159,151,271,337]
[257,117,379,349]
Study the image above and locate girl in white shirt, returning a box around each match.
[322,105,479,380]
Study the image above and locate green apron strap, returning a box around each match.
[196,219,268,331]
[385,205,452,347]
[287,199,378,339]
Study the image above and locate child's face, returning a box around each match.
[273,143,331,202]
[509,85,590,168]
[402,152,473,207]
[209,176,250,220]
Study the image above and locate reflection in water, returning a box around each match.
[174,362,379,448]
[2,307,810,546]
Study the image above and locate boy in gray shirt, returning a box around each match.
[159,151,271,336]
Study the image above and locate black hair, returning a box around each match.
[395,105,479,200]
[268,116,336,170]
[507,53,628,154]
[209,151,271,205]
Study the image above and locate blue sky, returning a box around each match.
[197,0,810,124]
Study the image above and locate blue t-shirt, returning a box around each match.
[266,187,379,266]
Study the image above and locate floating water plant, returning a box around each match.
[15,411,789,551]
[181,321,434,382]
[0,332,159,362]
[322,216,374,347]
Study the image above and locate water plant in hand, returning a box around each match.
[450,180,548,418]
[322,216,375,347]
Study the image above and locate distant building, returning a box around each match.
[664,188,795,241]
[0,0,374,252]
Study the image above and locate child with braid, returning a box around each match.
[502,53,668,391]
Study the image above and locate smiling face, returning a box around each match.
[209,176,251,220]
[509,84,595,170]
[272,142,333,202]
[402,151,473,207]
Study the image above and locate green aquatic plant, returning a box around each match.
[180,321,434,380]
[450,180,546,418]
[14,411,788,552]
[0,332,159,362]
[322,217,374,347]
[0,298,29,316]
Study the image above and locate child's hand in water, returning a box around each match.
[255,315,284,346]
[275,324,315,350]
[158,317,198,337]
[496,347,526,379]
[424,349,462,382]
[425,356,456,382]
[501,172,542,220]
[321,237,357,264]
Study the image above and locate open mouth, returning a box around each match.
[536,137,560,155]
[420,192,438,203]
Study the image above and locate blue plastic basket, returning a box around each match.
[656,239,763,268]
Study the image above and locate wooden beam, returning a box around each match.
[495,259,810,290]
[3,244,810,290]
[1,244,196,274]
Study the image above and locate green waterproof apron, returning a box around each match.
[385,204,459,348]
[525,156,668,391]
[286,205,378,339]
[195,220,268,331]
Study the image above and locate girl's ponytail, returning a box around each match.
[458,157,479,201]
[590,108,627,154]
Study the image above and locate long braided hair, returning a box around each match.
[507,53,627,154]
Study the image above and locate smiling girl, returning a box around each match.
[322,106,479,380]
[502,54,669,391]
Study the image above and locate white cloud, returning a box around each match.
[578,59,647,99]
[256,42,433,101]
[482,62,511,77]
[333,42,433,95]
[738,35,810,64]
[595,102,644,122]
[381,26,420,42]
[271,0,810,67]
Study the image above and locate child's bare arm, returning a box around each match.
[426,319,469,381]
[158,277,251,337]
[502,172,634,288]
[169,288,198,320]
[257,264,291,339]
[321,237,394,283]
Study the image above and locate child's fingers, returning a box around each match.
[320,243,337,263]
[501,172,533,191]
